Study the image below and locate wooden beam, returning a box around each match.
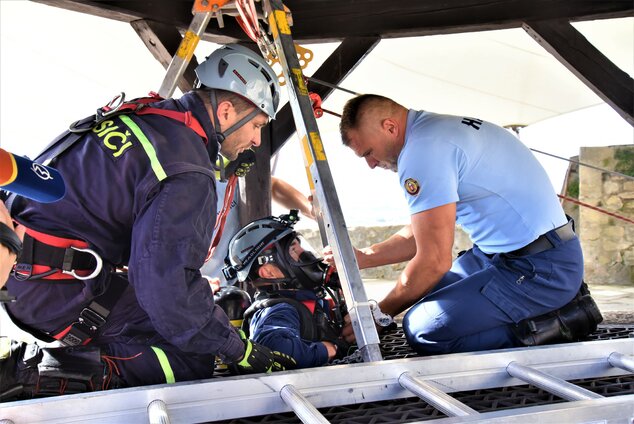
[33,0,633,43]
[270,36,380,155]
[285,0,634,42]
[130,19,199,93]
[524,20,634,126]
[33,0,246,44]
[239,130,272,225]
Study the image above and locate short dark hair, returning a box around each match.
[196,88,256,115]
[339,94,393,146]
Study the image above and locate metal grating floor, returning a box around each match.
[213,324,634,424]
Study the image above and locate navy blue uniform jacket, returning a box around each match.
[6,92,244,383]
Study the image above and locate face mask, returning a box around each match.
[272,234,329,292]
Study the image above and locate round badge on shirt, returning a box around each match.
[404,178,420,196]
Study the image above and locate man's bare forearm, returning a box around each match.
[359,225,416,269]
[378,254,447,317]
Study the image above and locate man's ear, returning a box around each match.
[382,118,398,136]
[258,263,279,279]
[216,100,234,125]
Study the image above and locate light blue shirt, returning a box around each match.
[398,110,567,254]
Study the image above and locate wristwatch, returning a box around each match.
[369,300,394,327]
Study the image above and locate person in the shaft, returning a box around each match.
[1,44,296,401]
[221,210,349,368]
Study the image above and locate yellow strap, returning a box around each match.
[151,346,176,384]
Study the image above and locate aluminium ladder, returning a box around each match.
[1,339,632,423]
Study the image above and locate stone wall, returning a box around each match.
[303,225,472,280]
[578,146,634,285]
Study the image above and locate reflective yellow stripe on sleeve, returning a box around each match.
[150,346,176,384]
[119,115,167,181]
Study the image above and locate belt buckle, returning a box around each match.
[79,307,106,331]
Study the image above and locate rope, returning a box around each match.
[558,194,634,225]
[205,174,238,263]
[531,148,634,182]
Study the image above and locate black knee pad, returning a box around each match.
[513,284,603,346]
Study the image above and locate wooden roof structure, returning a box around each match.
[34,0,634,221]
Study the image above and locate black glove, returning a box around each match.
[328,337,352,361]
[229,330,296,375]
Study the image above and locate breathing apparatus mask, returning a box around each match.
[223,210,340,296]
[255,232,340,295]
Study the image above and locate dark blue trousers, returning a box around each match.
[403,229,584,355]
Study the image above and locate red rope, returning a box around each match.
[558,194,634,225]
[205,174,239,263]
[235,0,260,42]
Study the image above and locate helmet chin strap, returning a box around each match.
[208,90,261,160]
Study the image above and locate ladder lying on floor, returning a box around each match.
[1,338,632,423]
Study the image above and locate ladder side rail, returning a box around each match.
[428,394,634,424]
[280,385,331,424]
[398,372,479,417]
[608,352,634,373]
[263,0,382,362]
[506,361,603,401]
[3,340,632,423]
[158,10,213,98]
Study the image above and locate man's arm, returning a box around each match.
[356,225,416,269]
[0,201,24,289]
[322,225,416,269]
[378,202,456,317]
[271,177,314,220]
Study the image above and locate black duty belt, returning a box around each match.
[509,220,576,257]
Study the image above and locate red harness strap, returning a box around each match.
[101,93,208,144]
[301,299,317,314]
[15,227,94,280]
[136,108,208,144]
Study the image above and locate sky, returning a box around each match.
[1,1,633,230]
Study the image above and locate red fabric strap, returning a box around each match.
[301,299,317,314]
[51,324,92,344]
[135,107,208,143]
[18,227,92,280]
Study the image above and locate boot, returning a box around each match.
[513,282,603,346]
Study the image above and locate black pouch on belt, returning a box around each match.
[512,282,603,346]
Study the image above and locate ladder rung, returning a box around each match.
[608,352,634,373]
[398,372,479,417]
[148,399,171,424]
[506,361,603,401]
[280,384,330,424]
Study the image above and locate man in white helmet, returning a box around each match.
[1,44,296,400]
